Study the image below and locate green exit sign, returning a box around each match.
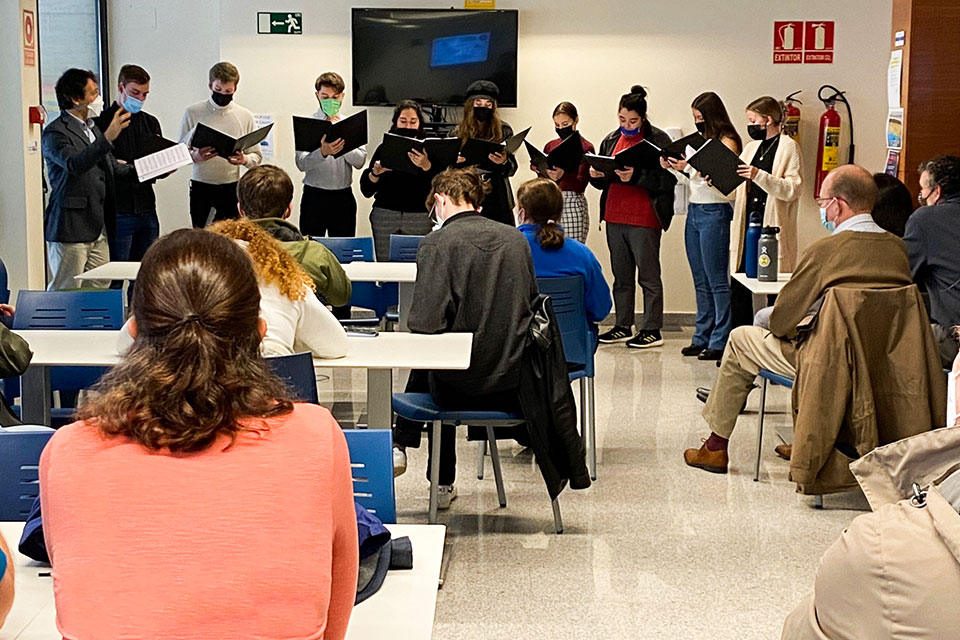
[257,12,302,34]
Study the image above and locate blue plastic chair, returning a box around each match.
[755,369,795,482]
[0,256,9,305]
[0,425,55,521]
[314,237,390,325]
[536,276,598,480]
[392,392,563,533]
[342,429,397,523]
[266,352,319,404]
[388,235,424,263]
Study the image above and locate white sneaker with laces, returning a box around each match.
[393,447,407,477]
[436,484,457,510]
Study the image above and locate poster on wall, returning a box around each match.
[886,108,903,150]
[888,50,903,109]
[254,114,275,159]
[773,21,803,63]
[884,149,900,177]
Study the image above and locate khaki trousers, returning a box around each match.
[46,230,110,290]
[702,325,797,439]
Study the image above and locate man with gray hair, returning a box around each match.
[684,165,913,474]
[904,155,960,368]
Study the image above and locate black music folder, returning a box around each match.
[378,133,461,173]
[685,138,746,196]
[661,132,707,160]
[293,111,368,158]
[585,139,662,179]
[525,131,585,174]
[135,134,178,159]
[460,126,531,169]
[189,122,273,158]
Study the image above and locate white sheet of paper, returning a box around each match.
[888,50,903,109]
[134,143,193,182]
[254,114,275,159]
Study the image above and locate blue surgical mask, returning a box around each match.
[620,126,640,137]
[819,208,837,232]
[121,94,143,114]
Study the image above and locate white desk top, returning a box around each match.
[13,330,471,371]
[0,522,445,640]
[77,261,418,284]
[731,272,792,296]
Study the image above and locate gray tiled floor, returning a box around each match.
[346,330,869,640]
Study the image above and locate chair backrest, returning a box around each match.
[342,428,396,523]
[0,256,9,305]
[13,289,125,330]
[0,426,55,521]
[266,352,319,404]
[537,276,591,373]
[388,235,424,263]
[314,237,374,264]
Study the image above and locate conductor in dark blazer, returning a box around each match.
[42,68,134,290]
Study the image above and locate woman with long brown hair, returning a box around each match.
[454,80,518,226]
[40,229,358,639]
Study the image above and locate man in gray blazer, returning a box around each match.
[42,68,134,290]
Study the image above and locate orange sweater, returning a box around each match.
[40,403,358,640]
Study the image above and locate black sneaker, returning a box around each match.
[598,326,632,343]
[627,330,664,349]
[681,343,706,356]
[697,348,724,361]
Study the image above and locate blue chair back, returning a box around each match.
[314,237,374,263]
[0,426,55,521]
[388,235,424,263]
[13,289,124,330]
[0,256,9,305]
[342,429,396,523]
[266,352,319,404]
[537,276,592,376]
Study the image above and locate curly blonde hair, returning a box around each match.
[208,219,315,301]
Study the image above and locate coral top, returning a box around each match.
[40,403,358,640]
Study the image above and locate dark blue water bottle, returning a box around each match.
[744,221,762,278]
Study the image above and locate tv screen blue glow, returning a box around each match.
[430,33,491,67]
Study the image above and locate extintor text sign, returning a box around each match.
[774,21,835,64]
[774,21,803,63]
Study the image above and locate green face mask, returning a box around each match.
[320,98,341,118]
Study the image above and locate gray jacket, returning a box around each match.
[904,194,960,327]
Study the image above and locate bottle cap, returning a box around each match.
[761,226,780,234]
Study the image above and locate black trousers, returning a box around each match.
[190,181,239,228]
[393,370,520,486]
[300,185,357,238]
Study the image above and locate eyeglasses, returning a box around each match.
[814,196,837,208]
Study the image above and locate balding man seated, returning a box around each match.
[685,165,913,474]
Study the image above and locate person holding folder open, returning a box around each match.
[178,62,262,228]
[295,71,367,239]
[359,100,435,261]
[662,92,742,360]
[728,96,802,327]
[589,85,676,349]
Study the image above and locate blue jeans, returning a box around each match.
[109,211,159,262]
[684,202,733,350]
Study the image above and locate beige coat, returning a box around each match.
[731,134,803,273]
[783,428,960,640]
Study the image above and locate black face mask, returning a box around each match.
[211,91,234,107]
[473,106,493,123]
[392,127,421,138]
[694,121,707,134]
[555,125,575,140]
[747,124,768,140]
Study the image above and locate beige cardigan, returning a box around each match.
[730,134,803,273]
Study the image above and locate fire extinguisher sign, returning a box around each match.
[774,21,835,64]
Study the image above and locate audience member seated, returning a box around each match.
[392,168,538,505]
[209,218,348,359]
[871,172,915,237]
[684,165,912,474]
[904,155,960,368]
[516,178,612,343]
[0,534,13,631]
[782,421,960,639]
[40,229,358,638]
[1,303,30,426]
[236,165,352,307]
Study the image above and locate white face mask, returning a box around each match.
[87,95,104,117]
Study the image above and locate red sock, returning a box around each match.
[704,432,729,452]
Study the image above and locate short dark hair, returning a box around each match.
[392,99,424,134]
[209,61,239,85]
[315,71,345,94]
[237,166,294,219]
[919,155,960,198]
[871,173,914,237]
[118,64,150,85]
[553,101,578,120]
[55,68,96,111]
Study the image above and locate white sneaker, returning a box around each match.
[436,485,457,510]
[393,447,407,477]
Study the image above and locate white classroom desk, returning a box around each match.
[731,272,792,296]
[13,330,470,429]
[0,522,445,640]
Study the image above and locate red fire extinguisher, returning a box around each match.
[815,85,855,197]
[782,91,802,141]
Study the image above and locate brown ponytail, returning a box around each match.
[425,167,492,211]
[746,95,785,125]
[517,178,565,249]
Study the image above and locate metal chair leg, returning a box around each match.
[429,420,441,524]
[587,377,597,481]
[754,378,769,482]
[552,497,563,534]
[813,495,824,509]
[477,440,486,479]
[486,426,507,508]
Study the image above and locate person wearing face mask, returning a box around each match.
[904,155,960,368]
[728,96,803,327]
[530,102,596,243]
[391,168,538,505]
[93,65,167,265]
[178,62,262,228]
[588,85,677,349]
[359,100,436,260]
[42,68,136,290]
[684,165,912,475]
[454,80,519,227]
[295,71,368,240]
[662,92,742,361]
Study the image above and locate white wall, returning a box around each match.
[108,0,894,314]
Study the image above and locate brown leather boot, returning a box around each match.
[774,444,792,460]
[684,442,729,474]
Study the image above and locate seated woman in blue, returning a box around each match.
[516,178,612,341]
